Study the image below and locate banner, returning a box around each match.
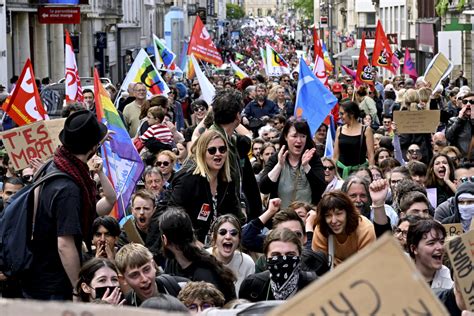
[372,20,396,74]
[230,60,249,79]
[120,49,170,96]
[187,16,223,67]
[2,59,49,126]
[94,69,144,220]
[403,47,418,79]
[152,34,176,71]
[355,34,374,87]
[65,29,83,103]
[266,44,290,77]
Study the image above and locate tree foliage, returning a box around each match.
[227,3,245,20]
[293,0,314,20]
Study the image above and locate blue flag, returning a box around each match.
[324,115,335,158]
[294,57,338,136]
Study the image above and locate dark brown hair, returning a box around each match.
[425,153,455,188]
[263,228,302,257]
[315,191,361,238]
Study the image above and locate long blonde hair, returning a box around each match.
[402,89,419,111]
[193,130,231,182]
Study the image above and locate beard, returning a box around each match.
[256,95,265,102]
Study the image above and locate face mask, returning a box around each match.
[266,255,300,289]
[458,204,474,221]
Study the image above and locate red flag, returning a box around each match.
[2,59,48,126]
[65,29,83,103]
[312,28,328,86]
[355,34,374,88]
[372,20,396,73]
[187,16,223,66]
[313,28,324,60]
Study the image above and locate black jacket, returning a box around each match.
[239,270,317,302]
[169,167,240,242]
[446,116,473,157]
[439,182,474,225]
[259,152,326,206]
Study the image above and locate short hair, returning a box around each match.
[399,191,430,213]
[395,179,428,209]
[157,150,177,164]
[193,130,231,182]
[316,191,361,238]
[341,175,372,204]
[407,161,428,177]
[177,281,225,308]
[263,228,302,257]
[149,95,169,108]
[143,166,163,181]
[140,294,189,312]
[379,157,401,175]
[406,219,446,259]
[92,216,120,237]
[76,258,119,302]
[272,209,305,233]
[279,119,315,153]
[212,88,243,125]
[148,107,165,122]
[252,138,265,149]
[131,189,156,207]
[62,102,86,117]
[115,243,154,274]
[273,114,286,124]
[82,88,94,96]
[288,201,313,215]
[4,176,24,187]
[191,99,209,111]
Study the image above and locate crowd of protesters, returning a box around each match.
[0,21,473,316]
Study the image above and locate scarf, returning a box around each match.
[267,255,300,300]
[53,146,97,247]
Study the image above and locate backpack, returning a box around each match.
[0,163,70,277]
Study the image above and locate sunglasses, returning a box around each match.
[155,161,170,167]
[324,166,335,171]
[408,149,421,154]
[462,99,474,105]
[207,146,227,155]
[22,175,33,182]
[393,227,408,238]
[193,106,206,112]
[192,84,199,87]
[218,228,238,236]
[461,176,474,183]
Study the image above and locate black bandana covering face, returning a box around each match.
[267,255,301,300]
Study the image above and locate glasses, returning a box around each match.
[22,175,33,182]
[282,80,289,82]
[462,99,474,105]
[218,228,239,236]
[192,83,199,87]
[207,146,227,155]
[393,228,408,238]
[408,149,421,155]
[461,176,474,183]
[155,161,170,167]
[186,302,214,312]
[324,166,335,171]
[193,106,206,112]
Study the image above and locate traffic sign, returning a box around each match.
[38,7,81,24]
[320,16,328,28]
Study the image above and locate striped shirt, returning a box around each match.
[140,123,173,145]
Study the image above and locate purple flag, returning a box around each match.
[402,47,418,79]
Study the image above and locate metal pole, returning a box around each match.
[328,0,333,70]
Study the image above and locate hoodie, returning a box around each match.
[440,182,474,229]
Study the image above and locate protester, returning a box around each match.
[393,215,421,250]
[321,157,343,192]
[239,228,316,302]
[425,153,456,206]
[84,216,120,261]
[259,118,325,209]
[124,82,148,137]
[178,281,225,314]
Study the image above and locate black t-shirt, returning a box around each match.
[22,175,83,298]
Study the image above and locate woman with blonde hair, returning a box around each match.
[400,88,420,111]
[169,130,240,243]
[417,87,433,110]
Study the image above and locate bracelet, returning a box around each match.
[371,204,385,208]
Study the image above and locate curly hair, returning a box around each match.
[178,281,225,308]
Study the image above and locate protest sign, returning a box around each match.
[443,223,463,237]
[446,230,474,312]
[0,298,182,315]
[123,217,145,244]
[393,110,440,134]
[423,52,453,88]
[268,234,448,316]
[0,118,66,171]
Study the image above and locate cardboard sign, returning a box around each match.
[268,234,448,316]
[123,218,145,245]
[393,110,440,134]
[0,298,180,315]
[443,223,463,237]
[446,230,474,312]
[426,187,438,208]
[423,52,453,88]
[0,119,66,171]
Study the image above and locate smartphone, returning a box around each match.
[95,286,123,300]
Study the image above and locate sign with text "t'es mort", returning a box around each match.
[0,119,65,171]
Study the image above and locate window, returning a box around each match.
[367,12,376,25]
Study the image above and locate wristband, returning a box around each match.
[371,204,384,208]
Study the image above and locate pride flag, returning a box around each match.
[121,49,170,96]
[94,69,144,220]
[153,34,177,71]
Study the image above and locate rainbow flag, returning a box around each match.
[94,69,144,220]
[121,49,170,96]
[265,44,290,76]
[321,42,334,73]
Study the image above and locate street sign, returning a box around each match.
[320,16,328,28]
[38,7,81,24]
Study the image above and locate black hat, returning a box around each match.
[59,110,108,154]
